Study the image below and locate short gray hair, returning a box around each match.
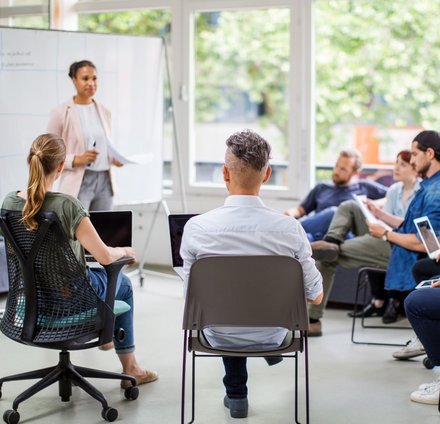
[225,129,271,171]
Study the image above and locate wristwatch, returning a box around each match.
[381,230,389,242]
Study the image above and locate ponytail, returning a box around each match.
[21,134,66,231]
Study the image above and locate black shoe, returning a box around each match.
[348,301,385,318]
[224,396,248,418]
[310,240,340,261]
[264,356,284,366]
[382,298,399,324]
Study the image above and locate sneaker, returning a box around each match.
[308,319,322,337]
[410,381,440,405]
[392,335,425,359]
[419,378,440,390]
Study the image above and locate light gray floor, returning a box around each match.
[0,272,439,424]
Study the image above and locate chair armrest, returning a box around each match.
[102,256,134,308]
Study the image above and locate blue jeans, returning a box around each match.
[222,357,248,398]
[87,268,135,354]
[405,288,440,365]
[300,207,337,242]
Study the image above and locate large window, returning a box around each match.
[0,0,49,28]
[315,0,439,172]
[78,9,174,187]
[192,8,290,187]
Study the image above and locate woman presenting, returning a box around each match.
[47,60,123,210]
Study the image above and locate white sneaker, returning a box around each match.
[410,381,440,404]
[392,334,425,359]
[419,379,440,390]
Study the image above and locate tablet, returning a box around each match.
[414,216,440,260]
[415,278,440,289]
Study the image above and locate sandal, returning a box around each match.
[121,369,158,389]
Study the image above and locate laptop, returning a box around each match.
[85,210,133,267]
[414,216,440,260]
[168,214,198,279]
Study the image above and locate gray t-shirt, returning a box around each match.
[2,191,89,268]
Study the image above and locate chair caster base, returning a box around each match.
[101,407,118,422]
[3,409,20,424]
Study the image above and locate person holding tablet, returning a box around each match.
[1,134,158,389]
[47,60,123,211]
[308,130,440,336]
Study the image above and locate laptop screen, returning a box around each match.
[168,214,198,267]
[85,211,132,255]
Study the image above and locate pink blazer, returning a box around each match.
[47,97,114,197]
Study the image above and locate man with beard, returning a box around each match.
[284,150,387,242]
[308,130,440,337]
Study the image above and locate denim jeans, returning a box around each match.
[300,207,337,242]
[87,268,135,354]
[222,357,248,399]
[405,288,440,365]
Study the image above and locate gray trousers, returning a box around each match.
[77,170,113,211]
[309,200,391,320]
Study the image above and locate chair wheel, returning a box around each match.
[3,409,20,424]
[101,407,118,422]
[423,357,434,369]
[124,386,139,400]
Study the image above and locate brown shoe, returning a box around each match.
[121,369,159,389]
[310,240,339,261]
[308,320,322,337]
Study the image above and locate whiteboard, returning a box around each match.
[0,27,164,205]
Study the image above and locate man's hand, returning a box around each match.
[431,279,440,287]
[367,221,389,239]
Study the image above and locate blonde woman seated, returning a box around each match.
[1,134,157,389]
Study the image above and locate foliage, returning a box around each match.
[78,10,171,39]
[194,9,289,147]
[315,0,440,156]
[78,2,440,160]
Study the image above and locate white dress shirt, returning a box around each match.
[180,195,323,350]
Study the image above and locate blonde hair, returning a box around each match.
[21,134,66,231]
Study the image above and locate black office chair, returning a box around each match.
[350,267,410,346]
[181,255,310,424]
[0,210,138,424]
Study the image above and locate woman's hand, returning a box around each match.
[111,158,124,167]
[124,247,136,262]
[365,199,382,219]
[73,149,98,167]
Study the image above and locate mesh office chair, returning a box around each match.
[181,255,310,424]
[0,210,138,424]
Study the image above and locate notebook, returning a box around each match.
[352,194,379,224]
[168,214,198,279]
[85,210,133,268]
[414,216,440,260]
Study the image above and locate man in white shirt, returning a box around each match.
[180,129,323,419]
